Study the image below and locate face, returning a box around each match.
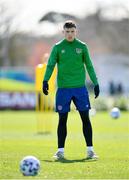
[63,27,77,42]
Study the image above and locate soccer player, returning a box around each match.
[43,20,100,160]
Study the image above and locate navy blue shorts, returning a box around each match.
[55,86,91,113]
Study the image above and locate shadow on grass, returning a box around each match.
[42,158,97,163]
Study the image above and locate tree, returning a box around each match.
[0,1,17,66]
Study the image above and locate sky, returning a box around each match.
[1,0,129,36]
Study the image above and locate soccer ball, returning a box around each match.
[110,107,120,119]
[20,156,40,176]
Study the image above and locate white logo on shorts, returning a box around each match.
[86,105,89,107]
[58,105,63,110]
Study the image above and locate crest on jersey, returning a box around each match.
[76,48,82,54]
[61,49,65,53]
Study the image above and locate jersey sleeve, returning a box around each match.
[83,44,98,85]
[44,45,58,81]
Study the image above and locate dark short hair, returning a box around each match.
[63,20,76,29]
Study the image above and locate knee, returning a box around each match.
[59,112,68,120]
[59,113,68,126]
[79,110,90,123]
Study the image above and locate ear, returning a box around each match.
[62,30,65,34]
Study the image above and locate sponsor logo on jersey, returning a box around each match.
[76,48,82,54]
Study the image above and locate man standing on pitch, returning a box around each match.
[43,20,100,160]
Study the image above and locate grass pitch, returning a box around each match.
[0,111,129,179]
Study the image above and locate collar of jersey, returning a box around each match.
[64,38,76,44]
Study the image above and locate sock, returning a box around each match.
[58,148,64,153]
[79,110,93,147]
[58,113,68,148]
[87,146,94,152]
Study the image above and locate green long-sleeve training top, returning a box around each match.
[44,38,98,88]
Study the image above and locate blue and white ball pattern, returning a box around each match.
[110,107,120,119]
[20,156,40,176]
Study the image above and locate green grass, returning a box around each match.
[0,111,129,179]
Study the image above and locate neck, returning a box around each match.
[65,38,76,43]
